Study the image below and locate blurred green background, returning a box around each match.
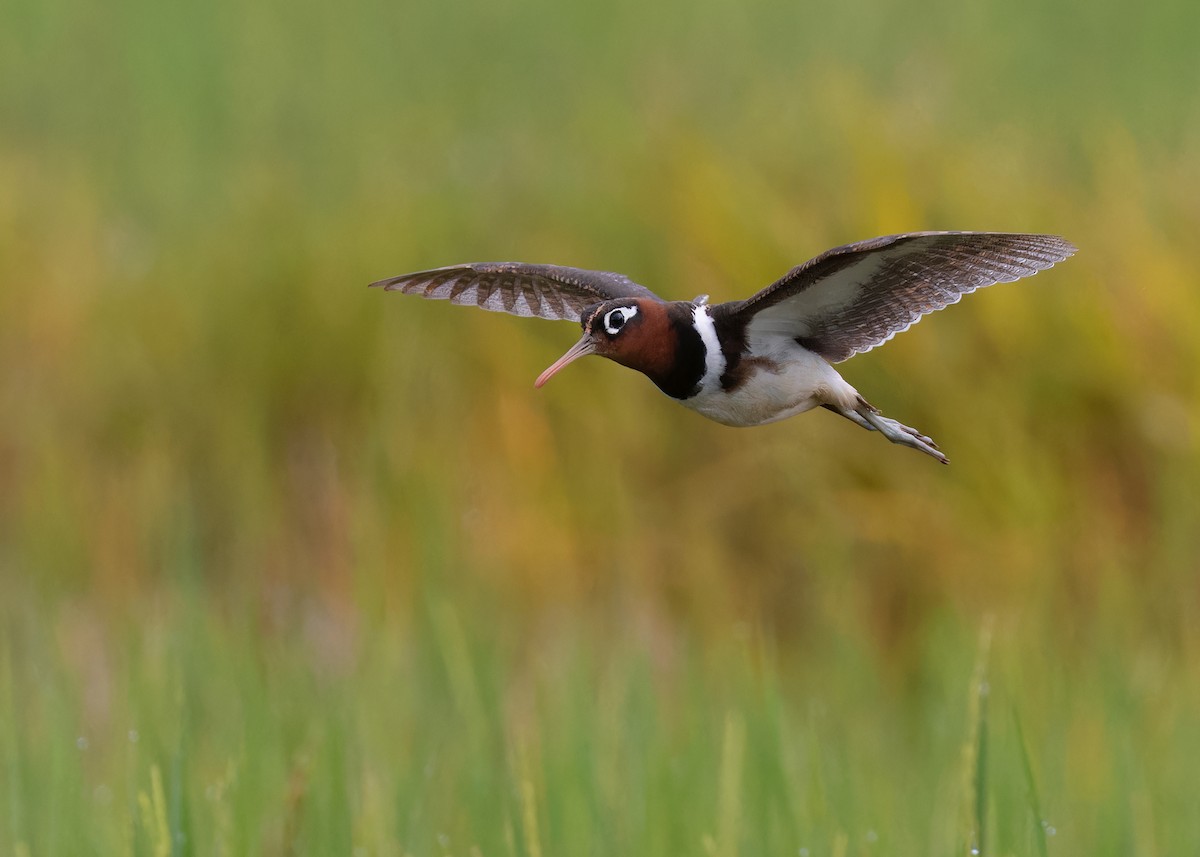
[2,0,1199,853]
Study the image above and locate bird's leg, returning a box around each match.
[821,403,876,432]
[834,397,949,464]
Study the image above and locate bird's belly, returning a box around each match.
[680,348,855,428]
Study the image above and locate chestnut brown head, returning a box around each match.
[534,298,677,388]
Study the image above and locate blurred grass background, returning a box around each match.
[2,0,1200,853]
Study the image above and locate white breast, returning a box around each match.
[680,337,859,427]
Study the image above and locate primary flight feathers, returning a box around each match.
[731,232,1075,362]
[370,262,656,322]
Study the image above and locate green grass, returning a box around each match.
[2,0,1200,852]
[4,592,1198,854]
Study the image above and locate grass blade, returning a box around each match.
[961,619,993,856]
[1012,707,1049,857]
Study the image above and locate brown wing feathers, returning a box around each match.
[735,232,1076,363]
[372,234,1074,362]
[370,262,659,323]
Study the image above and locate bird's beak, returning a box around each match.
[535,335,595,388]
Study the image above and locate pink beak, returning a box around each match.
[534,334,595,388]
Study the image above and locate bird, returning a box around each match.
[371,231,1075,463]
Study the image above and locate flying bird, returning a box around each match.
[371,232,1075,463]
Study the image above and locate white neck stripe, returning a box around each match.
[691,304,726,392]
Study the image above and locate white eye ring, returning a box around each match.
[603,306,637,335]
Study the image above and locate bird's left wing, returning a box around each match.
[370,262,660,322]
[728,232,1076,363]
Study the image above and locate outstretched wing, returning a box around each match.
[729,232,1076,363]
[370,262,660,322]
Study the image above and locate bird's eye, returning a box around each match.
[603,306,637,335]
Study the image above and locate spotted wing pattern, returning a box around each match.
[370,262,659,322]
[731,232,1076,363]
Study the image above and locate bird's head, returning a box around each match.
[534,298,677,388]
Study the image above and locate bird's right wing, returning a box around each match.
[370,262,661,322]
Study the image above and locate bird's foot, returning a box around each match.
[861,409,949,464]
